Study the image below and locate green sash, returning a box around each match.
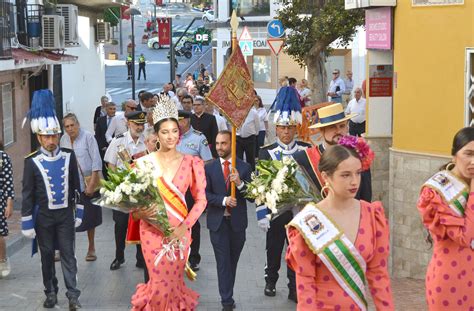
[288,203,368,311]
[424,170,468,216]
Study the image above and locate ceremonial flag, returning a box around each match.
[206,44,256,128]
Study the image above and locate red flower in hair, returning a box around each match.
[338,135,375,171]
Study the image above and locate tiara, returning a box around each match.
[152,94,179,125]
[338,135,375,171]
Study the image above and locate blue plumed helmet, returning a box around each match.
[23,89,61,135]
[271,86,302,126]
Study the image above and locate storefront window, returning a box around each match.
[253,55,271,83]
[230,0,270,17]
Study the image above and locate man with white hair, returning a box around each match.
[105,99,137,143]
[345,87,366,136]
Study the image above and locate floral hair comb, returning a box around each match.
[338,135,375,171]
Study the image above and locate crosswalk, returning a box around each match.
[106,87,162,97]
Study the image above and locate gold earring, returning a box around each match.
[446,162,455,171]
[321,183,330,199]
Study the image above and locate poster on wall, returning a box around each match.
[369,65,393,97]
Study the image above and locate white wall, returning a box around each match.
[351,26,367,93]
[62,15,106,132]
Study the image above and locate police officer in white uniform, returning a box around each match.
[104,111,147,271]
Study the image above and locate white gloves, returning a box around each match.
[258,217,271,232]
[74,218,82,228]
[22,228,36,239]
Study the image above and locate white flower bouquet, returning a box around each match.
[94,161,172,237]
[245,157,321,217]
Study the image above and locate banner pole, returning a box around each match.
[230,14,238,199]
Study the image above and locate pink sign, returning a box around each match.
[366,7,392,50]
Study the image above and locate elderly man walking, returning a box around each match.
[60,113,103,262]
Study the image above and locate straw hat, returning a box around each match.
[309,103,358,129]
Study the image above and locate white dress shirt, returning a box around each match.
[104,130,146,169]
[345,97,366,124]
[213,111,229,131]
[105,111,127,143]
[328,77,346,97]
[256,107,267,132]
[236,107,260,138]
[219,157,244,216]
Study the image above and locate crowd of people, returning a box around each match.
[0,65,472,311]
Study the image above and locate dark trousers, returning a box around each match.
[112,210,145,264]
[256,130,266,155]
[349,120,366,137]
[138,64,146,80]
[127,64,132,79]
[265,210,295,291]
[35,207,80,299]
[209,218,246,307]
[236,135,256,171]
[185,190,201,265]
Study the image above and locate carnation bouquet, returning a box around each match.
[245,157,321,217]
[94,161,173,237]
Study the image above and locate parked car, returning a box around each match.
[147,36,161,50]
[202,10,215,22]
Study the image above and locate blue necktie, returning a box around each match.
[107,117,111,128]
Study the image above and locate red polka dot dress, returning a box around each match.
[417,187,474,311]
[131,155,207,310]
[286,201,394,311]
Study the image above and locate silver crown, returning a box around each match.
[152,94,179,125]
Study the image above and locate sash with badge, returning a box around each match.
[424,170,468,217]
[288,203,368,311]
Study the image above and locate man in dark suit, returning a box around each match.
[191,96,218,158]
[93,96,109,129]
[95,102,116,178]
[205,130,252,311]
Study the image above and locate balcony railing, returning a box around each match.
[0,0,14,59]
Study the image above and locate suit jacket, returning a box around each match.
[95,115,110,153]
[93,106,102,126]
[205,158,252,232]
[293,144,372,202]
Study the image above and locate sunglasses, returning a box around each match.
[332,72,339,75]
[127,106,137,110]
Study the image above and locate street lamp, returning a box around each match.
[123,7,141,100]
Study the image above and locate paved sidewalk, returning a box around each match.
[1,206,426,310]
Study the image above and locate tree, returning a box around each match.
[277,0,364,103]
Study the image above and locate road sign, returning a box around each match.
[267,20,285,38]
[192,44,202,54]
[239,40,253,56]
[194,27,212,46]
[239,26,252,41]
[267,38,285,56]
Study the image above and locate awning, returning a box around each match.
[11,48,78,68]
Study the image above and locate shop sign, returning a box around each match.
[369,65,393,97]
[366,7,392,50]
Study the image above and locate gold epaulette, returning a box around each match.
[25,150,38,159]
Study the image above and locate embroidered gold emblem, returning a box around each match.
[305,214,324,234]
[433,174,449,186]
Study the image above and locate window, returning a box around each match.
[466,49,474,126]
[1,82,14,146]
[230,0,270,17]
[253,55,271,83]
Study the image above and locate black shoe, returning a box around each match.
[69,297,82,310]
[136,261,145,269]
[288,290,298,303]
[189,262,200,272]
[43,293,57,308]
[127,77,130,80]
[264,283,276,297]
[110,258,125,270]
[222,303,236,311]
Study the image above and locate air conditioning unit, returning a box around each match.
[96,22,111,42]
[42,15,65,50]
[56,4,79,46]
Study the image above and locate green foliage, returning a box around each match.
[277,0,365,66]
[104,7,120,27]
